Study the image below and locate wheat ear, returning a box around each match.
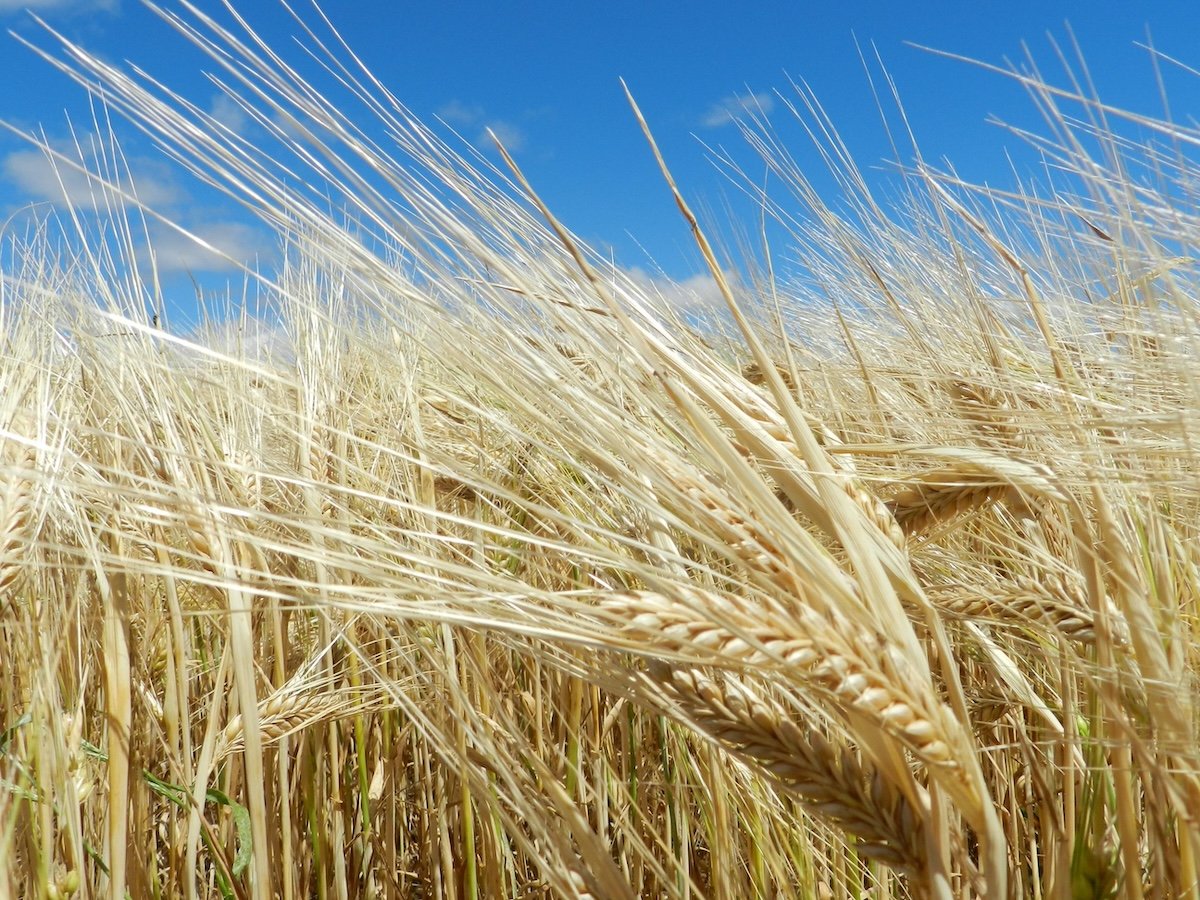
[215,688,345,761]
[666,464,797,586]
[652,663,927,876]
[887,470,1010,535]
[931,574,1128,647]
[887,453,1066,536]
[946,377,1021,446]
[602,588,977,800]
[729,386,907,549]
[0,449,36,603]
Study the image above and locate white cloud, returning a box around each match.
[436,99,484,126]
[192,315,293,364]
[701,90,775,128]
[209,94,250,135]
[2,146,179,210]
[0,0,116,12]
[624,266,732,313]
[1,135,270,279]
[480,121,525,154]
[435,99,526,155]
[144,221,273,274]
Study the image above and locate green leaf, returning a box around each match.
[143,771,188,808]
[206,788,254,879]
[81,739,108,762]
[84,841,109,876]
[0,777,38,802]
[0,713,31,755]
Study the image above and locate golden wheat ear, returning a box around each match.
[650,663,930,879]
[0,449,37,605]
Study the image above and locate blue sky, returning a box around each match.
[1,1,1199,324]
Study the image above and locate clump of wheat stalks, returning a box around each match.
[1,5,1199,900]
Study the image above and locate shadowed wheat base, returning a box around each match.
[1,5,1199,900]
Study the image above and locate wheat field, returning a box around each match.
[1,5,1198,900]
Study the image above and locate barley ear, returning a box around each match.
[0,450,36,606]
[651,663,930,878]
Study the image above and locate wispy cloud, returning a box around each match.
[0,0,117,13]
[480,121,525,154]
[436,99,484,126]
[209,93,250,136]
[191,315,292,364]
[624,266,734,313]
[2,136,274,274]
[144,221,273,275]
[701,90,775,128]
[436,99,527,155]
[1,145,179,210]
